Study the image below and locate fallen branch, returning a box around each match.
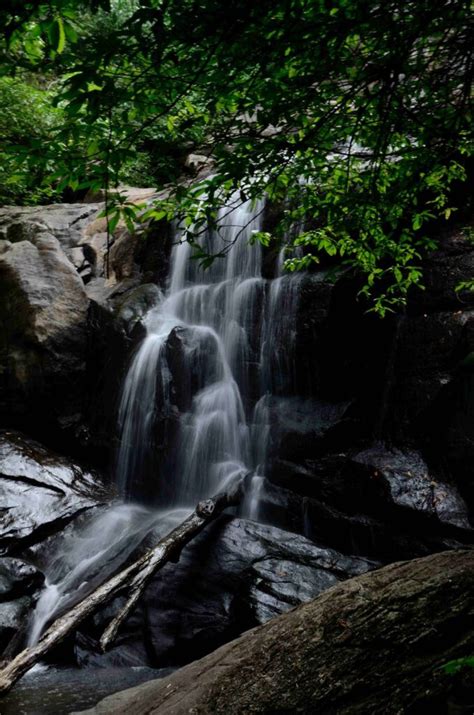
[100,480,243,651]
[0,479,244,695]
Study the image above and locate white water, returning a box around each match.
[116,195,301,506]
[28,192,302,645]
[28,504,185,647]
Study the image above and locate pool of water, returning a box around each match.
[0,665,170,714]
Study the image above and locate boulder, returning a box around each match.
[74,549,474,715]
[266,396,354,465]
[0,597,31,650]
[77,516,376,668]
[0,204,100,254]
[353,445,471,530]
[0,431,105,555]
[0,225,90,437]
[0,202,170,456]
[0,558,44,601]
[115,284,162,336]
[261,446,473,560]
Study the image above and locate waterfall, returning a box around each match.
[116,194,301,507]
[28,192,302,646]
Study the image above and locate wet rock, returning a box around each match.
[267,396,353,465]
[115,284,162,336]
[165,325,227,413]
[310,271,397,435]
[0,558,44,601]
[0,431,105,555]
[80,516,377,668]
[353,445,471,529]
[385,310,474,441]
[0,596,31,649]
[261,447,473,560]
[82,295,150,466]
[75,633,153,669]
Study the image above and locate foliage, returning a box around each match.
[0,76,63,204]
[0,0,473,312]
[441,656,474,675]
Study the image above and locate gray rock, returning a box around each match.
[0,204,101,253]
[78,516,377,667]
[0,596,31,645]
[0,557,44,601]
[0,431,105,554]
[0,226,90,432]
[73,550,474,715]
[353,445,471,529]
[116,283,162,335]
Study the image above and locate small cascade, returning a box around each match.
[116,194,302,507]
[28,504,163,646]
[27,503,191,647]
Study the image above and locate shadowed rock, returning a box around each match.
[75,549,474,715]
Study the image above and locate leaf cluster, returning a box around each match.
[1,0,473,313]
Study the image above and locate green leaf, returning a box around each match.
[107,210,121,234]
[48,17,66,54]
[441,657,474,675]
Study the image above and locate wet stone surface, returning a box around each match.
[78,516,378,668]
[0,431,106,555]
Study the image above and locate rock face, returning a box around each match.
[261,454,473,562]
[0,558,44,651]
[0,225,90,436]
[76,516,377,668]
[0,597,32,651]
[0,431,105,555]
[0,558,44,600]
[75,549,474,715]
[353,445,470,529]
[0,197,474,692]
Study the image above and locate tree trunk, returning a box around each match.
[0,480,244,695]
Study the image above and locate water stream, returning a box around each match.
[27,192,302,649]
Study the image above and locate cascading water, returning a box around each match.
[116,193,301,509]
[28,191,302,646]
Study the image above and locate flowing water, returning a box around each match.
[27,192,302,650]
[27,505,185,647]
[116,194,301,506]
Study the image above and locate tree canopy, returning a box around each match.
[1,0,473,313]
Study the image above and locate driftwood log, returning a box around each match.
[0,480,244,695]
